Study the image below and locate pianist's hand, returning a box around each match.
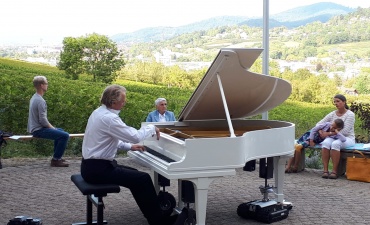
[154,127,160,140]
[130,144,145,152]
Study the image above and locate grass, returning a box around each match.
[1,139,81,159]
[320,40,370,56]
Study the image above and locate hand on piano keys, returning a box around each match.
[130,144,146,152]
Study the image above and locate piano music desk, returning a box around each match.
[297,143,370,176]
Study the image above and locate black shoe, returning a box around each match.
[50,159,69,167]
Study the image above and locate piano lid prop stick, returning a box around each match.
[216,74,236,138]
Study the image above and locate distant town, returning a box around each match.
[2,3,370,80]
[2,41,369,82]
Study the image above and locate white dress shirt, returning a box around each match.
[82,105,156,160]
[158,113,166,122]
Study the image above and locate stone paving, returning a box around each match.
[1,157,370,225]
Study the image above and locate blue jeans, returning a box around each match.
[32,128,69,159]
[297,130,325,148]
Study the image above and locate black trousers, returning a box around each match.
[81,159,163,225]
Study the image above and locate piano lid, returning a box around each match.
[178,48,292,121]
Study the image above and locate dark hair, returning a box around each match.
[334,94,349,109]
[334,118,344,129]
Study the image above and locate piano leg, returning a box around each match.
[153,171,218,225]
[177,180,185,209]
[273,156,288,203]
[186,177,218,225]
[152,170,160,193]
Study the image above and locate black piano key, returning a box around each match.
[144,146,176,163]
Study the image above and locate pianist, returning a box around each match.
[81,85,178,225]
[146,97,176,122]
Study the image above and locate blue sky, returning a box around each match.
[1,0,369,45]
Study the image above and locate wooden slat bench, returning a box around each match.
[297,143,370,176]
[0,133,84,169]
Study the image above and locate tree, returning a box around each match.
[354,70,370,94]
[83,33,125,83]
[57,37,84,80]
[316,63,323,72]
[58,33,125,83]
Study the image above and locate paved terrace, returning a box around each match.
[1,157,369,225]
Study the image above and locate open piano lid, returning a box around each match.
[178,48,292,121]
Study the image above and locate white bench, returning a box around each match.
[0,133,84,169]
[298,143,370,176]
[4,133,84,140]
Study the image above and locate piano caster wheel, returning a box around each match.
[158,191,176,216]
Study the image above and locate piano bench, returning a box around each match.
[71,174,121,225]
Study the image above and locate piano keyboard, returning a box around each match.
[144,146,176,163]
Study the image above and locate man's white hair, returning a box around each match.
[155,98,166,106]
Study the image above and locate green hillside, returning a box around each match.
[0,58,367,158]
[0,58,193,133]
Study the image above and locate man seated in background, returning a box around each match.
[27,75,70,167]
[146,98,176,122]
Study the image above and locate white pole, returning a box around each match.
[262,0,270,120]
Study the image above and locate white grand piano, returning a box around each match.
[128,48,295,225]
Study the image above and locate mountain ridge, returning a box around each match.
[111,2,356,44]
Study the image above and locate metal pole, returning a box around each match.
[262,0,269,120]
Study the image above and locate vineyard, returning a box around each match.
[0,58,368,158]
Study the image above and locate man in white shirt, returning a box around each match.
[81,85,177,225]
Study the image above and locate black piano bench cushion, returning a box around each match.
[71,174,120,197]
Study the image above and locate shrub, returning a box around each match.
[305,150,323,169]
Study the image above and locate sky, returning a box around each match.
[1,0,370,45]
